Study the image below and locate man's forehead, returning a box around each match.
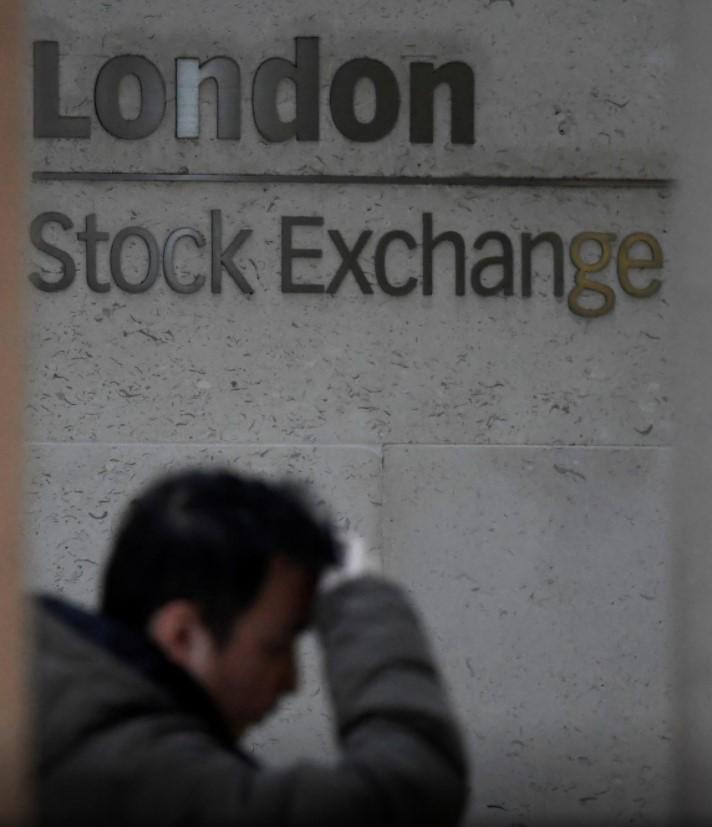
[254,557,318,616]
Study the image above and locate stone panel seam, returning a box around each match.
[380,443,672,451]
[26,442,671,450]
[25,441,384,454]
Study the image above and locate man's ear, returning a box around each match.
[148,600,216,680]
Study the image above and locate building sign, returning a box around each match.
[30,37,665,319]
[33,39,475,144]
[29,211,663,319]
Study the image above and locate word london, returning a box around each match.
[34,39,474,144]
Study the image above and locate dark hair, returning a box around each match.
[101,468,340,644]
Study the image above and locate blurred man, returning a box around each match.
[32,468,468,826]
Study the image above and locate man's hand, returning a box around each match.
[319,532,380,593]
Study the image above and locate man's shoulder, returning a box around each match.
[33,598,180,768]
[32,600,262,826]
[31,597,242,774]
[32,594,173,707]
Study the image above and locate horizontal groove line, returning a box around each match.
[32,171,674,189]
[26,441,670,450]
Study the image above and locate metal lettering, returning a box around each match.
[77,213,110,293]
[521,232,564,297]
[374,230,417,295]
[330,58,400,142]
[33,42,90,138]
[617,232,663,298]
[568,232,617,318]
[326,230,373,294]
[29,212,76,291]
[471,231,514,296]
[422,212,465,296]
[281,216,324,293]
[33,39,480,146]
[253,37,319,142]
[95,55,165,140]
[410,61,474,145]
[163,228,206,293]
[176,57,241,139]
[210,210,253,293]
[110,226,160,292]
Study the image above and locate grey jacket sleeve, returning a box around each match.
[235,576,469,826]
[315,576,468,821]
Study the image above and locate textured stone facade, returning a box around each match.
[26,1,675,822]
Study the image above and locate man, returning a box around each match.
[32,468,468,826]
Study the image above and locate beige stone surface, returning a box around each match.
[382,444,673,825]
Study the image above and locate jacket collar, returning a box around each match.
[38,594,257,763]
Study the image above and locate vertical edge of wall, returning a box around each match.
[673,2,712,821]
[0,0,28,822]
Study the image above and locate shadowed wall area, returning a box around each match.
[0,1,28,823]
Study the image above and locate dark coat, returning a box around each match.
[32,577,468,826]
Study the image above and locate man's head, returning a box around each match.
[101,468,340,734]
